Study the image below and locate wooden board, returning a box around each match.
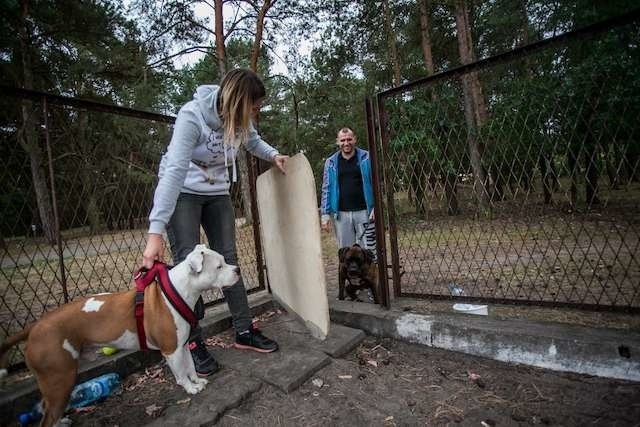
[256,153,329,340]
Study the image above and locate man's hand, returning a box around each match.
[141,233,165,269]
[273,154,289,174]
[321,220,331,232]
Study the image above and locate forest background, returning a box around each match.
[1,0,638,239]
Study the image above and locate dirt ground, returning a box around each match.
[9,311,625,427]
[219,337,640,427]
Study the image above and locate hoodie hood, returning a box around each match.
[194,85,223,131]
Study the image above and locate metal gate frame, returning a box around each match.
[365,10,640,312]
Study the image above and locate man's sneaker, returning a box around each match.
[188,337,220,377]
[234,326,279,353]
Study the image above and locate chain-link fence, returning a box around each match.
[373,14,640,311]
[0,88,265,367]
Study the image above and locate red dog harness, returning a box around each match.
[133,262,198,351]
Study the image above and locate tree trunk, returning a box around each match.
[18,0,56,244]
[568,143,579,210]
[457,1,488,128]
[456,0,498,202]
[419,0,455,215]
[382,0,402,87]
[240,0,275,225]
[630,150,640,183]
[539,152,553,204]
[250,0,271,72]
[454,0,490,216]
[77,108,103,232]
[584,142,600,206]
[237,148,253,223]
[291,88,299,153]
[604,142,619,190]
[411,154,427,217]
[419,0,435,76]
[214,0,226,76]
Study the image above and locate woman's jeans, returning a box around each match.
[166,193,252,340]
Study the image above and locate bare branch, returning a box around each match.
[224,14,255,40]
[186,16,216,36]
[199,0,216,11]
[147,46,215,68]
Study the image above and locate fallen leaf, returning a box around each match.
[367,360,378,368]
[384,416,394,421]
[176,398,191,405]
[338,375,352,379]
[312,378,324,388]
[145,404,163,417]
[205,336,232,348]
[467,371,481,381]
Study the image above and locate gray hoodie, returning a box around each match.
[148,85,279,235]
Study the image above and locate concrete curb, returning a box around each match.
[0,291,276,422]
[329,300,640,381]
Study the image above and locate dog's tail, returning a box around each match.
[0,323,35,379]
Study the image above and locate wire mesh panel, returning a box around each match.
[0,94,264,367]
[377,21,640,310]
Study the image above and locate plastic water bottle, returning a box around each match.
[68,373,122,409]
[447,282,465,296]
[18,401,43,426]
[17,373,122,426]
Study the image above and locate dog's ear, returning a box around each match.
[364,249,375,264]
[338,247,349,262]
[187,249,204,274]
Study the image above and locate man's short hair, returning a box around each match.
[337,127,355,137]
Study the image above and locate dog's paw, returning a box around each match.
[182,381,204,395]
[192,379,207,393]
[193,376,208,386]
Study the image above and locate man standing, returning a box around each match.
[320,127,374,248]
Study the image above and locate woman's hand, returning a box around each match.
[273,154,289,174]
[141,233,165,269]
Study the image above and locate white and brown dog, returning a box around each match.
[0,244,239,427]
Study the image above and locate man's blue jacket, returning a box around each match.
[320,148,374,221]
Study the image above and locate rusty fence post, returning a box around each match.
[365,97,391,309]
[376,94,402,298]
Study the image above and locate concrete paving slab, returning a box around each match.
[144,370,262,427]
[260,315,366,358]
[330,300,640,381]
[211,338,331,393]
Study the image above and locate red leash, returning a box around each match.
[133,262,198,351]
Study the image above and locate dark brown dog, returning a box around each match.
[338,244,379,304]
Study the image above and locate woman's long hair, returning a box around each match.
[219,69,266,147]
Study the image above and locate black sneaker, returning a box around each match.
[234,325,279,353]
[188,337,220,377]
